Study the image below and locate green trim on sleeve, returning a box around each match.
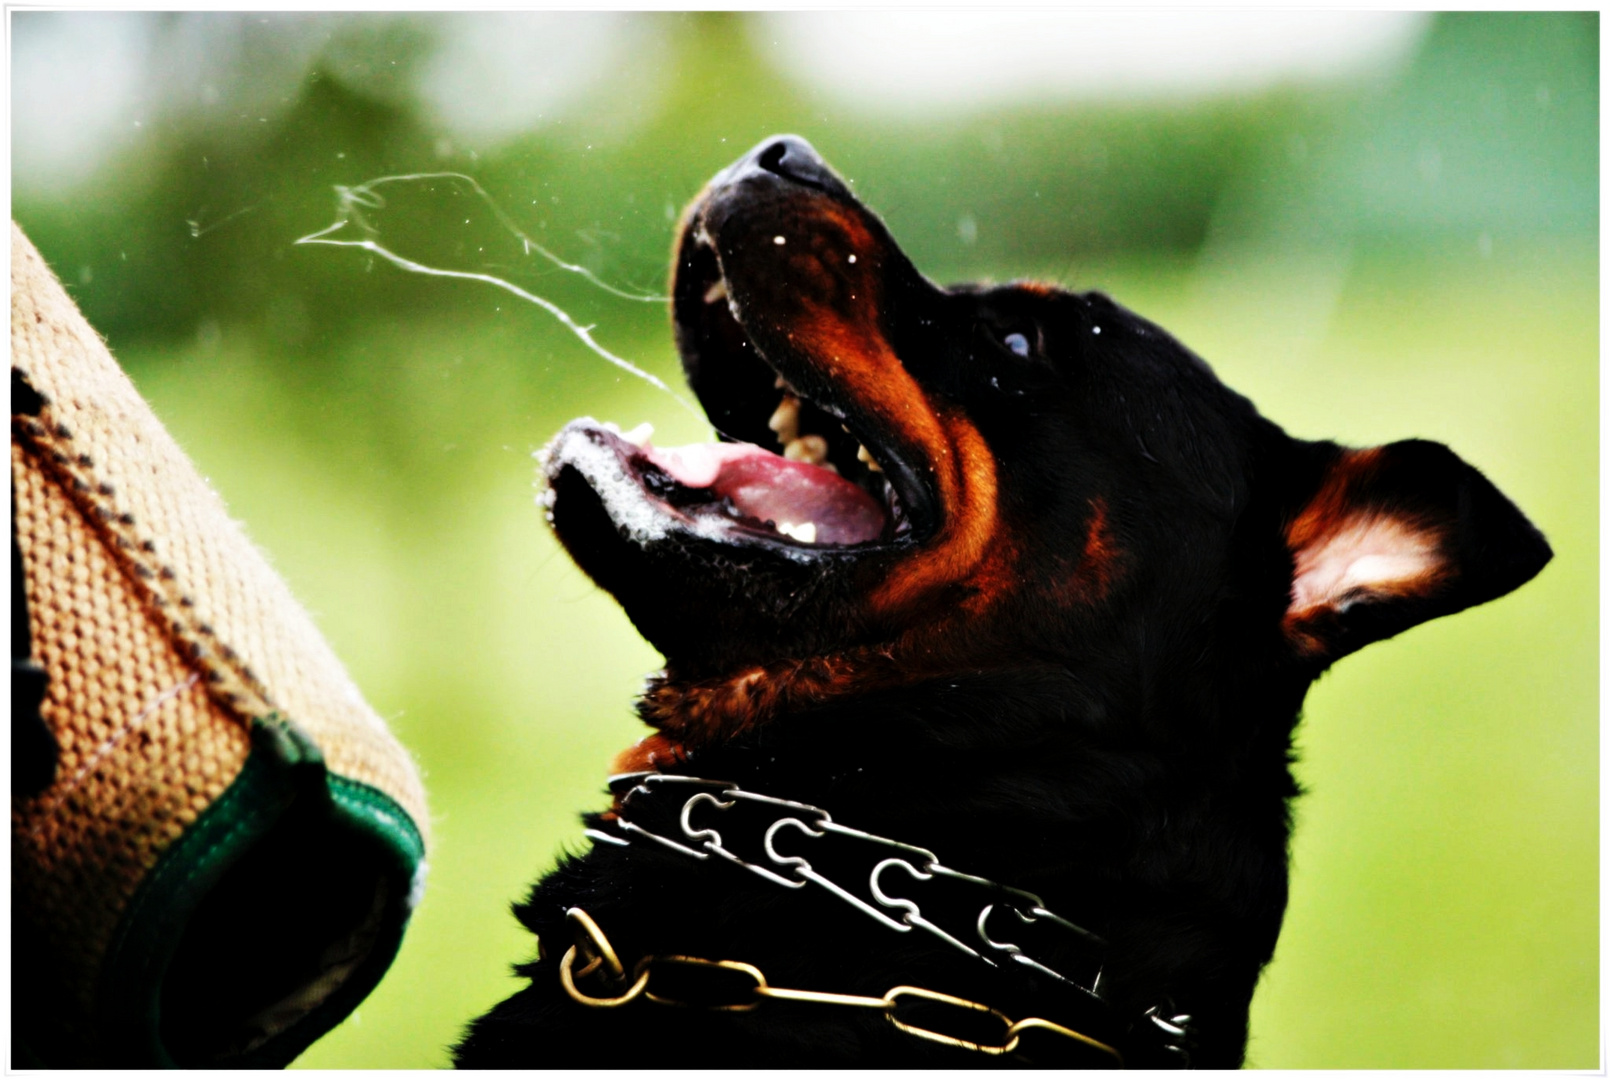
[94,714,426,1068]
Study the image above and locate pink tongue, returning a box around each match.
[642,441,886,545]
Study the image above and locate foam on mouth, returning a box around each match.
[640,437,886,546]
[541,423,673,544]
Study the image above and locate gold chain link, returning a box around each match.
[557,907,1123,1065]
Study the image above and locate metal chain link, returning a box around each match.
[557,907,1124,1065]
[593,772,1107,998]
[590,773,1197,1065]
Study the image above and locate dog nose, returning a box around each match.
[723,135,841,194]
[753,136,833,188]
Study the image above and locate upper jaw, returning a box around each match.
[666,159,943,546]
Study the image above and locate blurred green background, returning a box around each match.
[11,11,1596,1069]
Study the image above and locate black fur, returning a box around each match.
[455,137,1550,1068]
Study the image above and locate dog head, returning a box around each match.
[542,136,1551,755]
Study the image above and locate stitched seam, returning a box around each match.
[328,775,426,862]
[11,415,271,726]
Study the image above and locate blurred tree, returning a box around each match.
[11,12,1406,352]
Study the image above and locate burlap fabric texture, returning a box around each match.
[11,223,429,1067]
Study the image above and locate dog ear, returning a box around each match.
[1281,439,1551,663]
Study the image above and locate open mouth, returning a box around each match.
[542,172,937,557]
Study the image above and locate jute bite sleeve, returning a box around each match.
[11,222,429,1067]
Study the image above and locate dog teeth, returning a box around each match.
[777,521,817,544]
[768,395,801,445]
[703,278,728,304]
[857,443,883,472]
[621,422,654,447]
[783,434,829,466]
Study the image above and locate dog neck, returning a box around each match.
[612,653,897,773]
[630,648,894,749]
[621,637,1308,777]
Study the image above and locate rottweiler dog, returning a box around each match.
[454,136,1550,1068]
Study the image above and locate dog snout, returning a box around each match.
[719,134,846,197]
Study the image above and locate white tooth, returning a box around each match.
[857,444,883,472]
[703,279,728,304]
[768,395,800,445]
[777,521,817,543]
[784,435,829,465]
[621,422,654,447]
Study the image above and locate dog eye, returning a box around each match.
[1002,331,1031,358]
